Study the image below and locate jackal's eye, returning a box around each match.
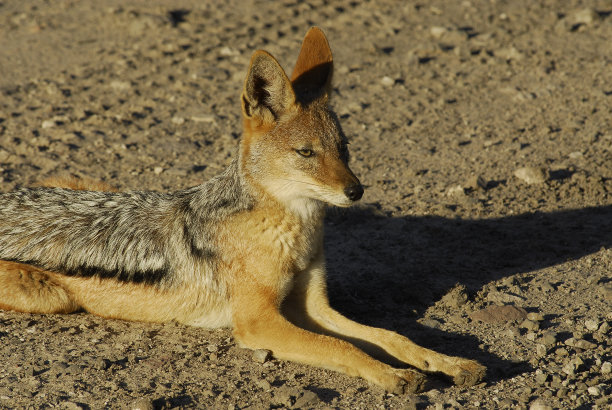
[296,148,314,158]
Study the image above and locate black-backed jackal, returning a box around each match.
[0,28,485,393]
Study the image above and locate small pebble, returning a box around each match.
[539,332,557,346]
[131,398,154,410]
[573,339,596,350]
[527,312,544,321]
[293,391,319,408]
[42,120,56,129]
[380,76,395,87]
[584,319,600,331]
[535,372,548,384]
[252,349,272,364]
[529,398,552,410]
[536,344,548,357]
[514,166,547,184]
[520,319,539,331]
[600,361,611,374]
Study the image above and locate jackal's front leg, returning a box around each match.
[231,284,425,393]
[283,250,486,387]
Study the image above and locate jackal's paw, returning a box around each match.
[376,368,426,394]
[450,359,486,387]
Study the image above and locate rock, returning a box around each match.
[421,318,442,329]
[465,175,487,190]
[380,76,395,87]
[446,184,465,198]
[486,291,526,304]
[293,391,319,408]
[599,284,612,301]
[495,47,523,61]
[539,332,557,347]
[61,402,84,410]
[514,167,547,184]
[94,357,110,370]
[599,321,610,334]
[430,26,447,39]
[584,319,600,331]
[252,349,272,364]
[535,371,548,385]
[271,386,298,407]
[520,319,540,331]
[570,8,598,25]
[206,344,218,352]
[153,166,164,175]
[42,119,56,128]
[529,398,552,410]
[440,284,469,308]
[470,305,528,324]
[110,80,131,91]
[131,398,154,410]
[527,313,544,322]
[255,378,271,391]
[573,339,596,350]
[536,344,548,357]
[600,361,611,374]
[587,385,601,396]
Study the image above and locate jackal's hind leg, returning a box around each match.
[0,261,79,314]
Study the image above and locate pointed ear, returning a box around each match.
[241,50,296,124]
[290,27,333,103]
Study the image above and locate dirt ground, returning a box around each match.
[1,0,611,408]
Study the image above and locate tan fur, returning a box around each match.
[0,27,485,393]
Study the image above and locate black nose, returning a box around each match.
[344,184,364,201]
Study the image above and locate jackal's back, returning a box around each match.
[0,159,251,286]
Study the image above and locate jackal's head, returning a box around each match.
[239,27,363,214]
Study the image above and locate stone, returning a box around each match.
[252,349,272,364]
[470,305,528,324]
[529,398,552,410]
[464,175,487,190]
[571,8,598,25]
[584,319,600,331]
[487,291,526,304]
[380,76,395,87]
[535,372,548,384]
[421,318,442,329]
[293,391,319,408]
[600,361,611,374]
[536,344,548,357]
[440,284,469,308]
[130,398,154,410]
[527,313,544,322]
[539,332,557,347]
[573,339,596,350]
[514,167,547,184]
[520,319,540,331]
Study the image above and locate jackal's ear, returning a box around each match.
[290,27,333,104]
[242,51,296,124]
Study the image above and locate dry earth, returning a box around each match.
[0,0,611,408]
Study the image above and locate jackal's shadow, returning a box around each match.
[322,204,611,380]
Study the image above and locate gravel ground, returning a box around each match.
[0,0,610,408]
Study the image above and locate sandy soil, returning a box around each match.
[0,0,611,408]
